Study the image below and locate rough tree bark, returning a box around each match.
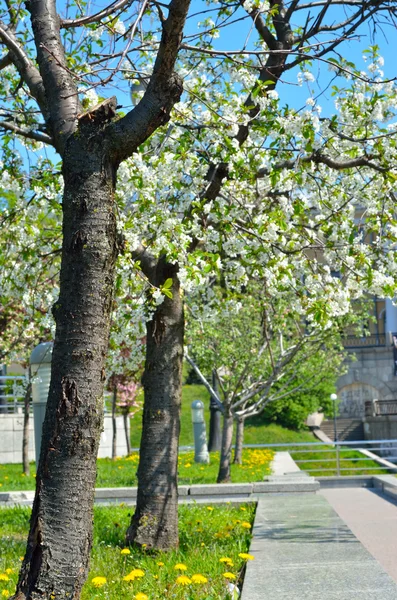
[126,258,184,549]
[13,129,119,600]
[233,416,245,465]
[217,407,234,483]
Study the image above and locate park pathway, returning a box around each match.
[241,492,397,600]
[321,487,397,584]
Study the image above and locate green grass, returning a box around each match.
[0,503,255,599]
[0,448,274,492]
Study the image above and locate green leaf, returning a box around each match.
[162,278,173,290]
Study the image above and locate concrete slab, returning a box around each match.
[271,452,300,475]
[321,487,397,585]
[241,493,397,600]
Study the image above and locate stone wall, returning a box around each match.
[364,416,397,461]
[337,346,397,418]
[0,414,130,464]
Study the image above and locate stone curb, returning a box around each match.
[373,474,397,502]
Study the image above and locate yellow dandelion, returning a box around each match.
[91,576,107,588]
[153,575,159,579]
[174,563,187,571]
[242,522,252,529]
[239,553,254,561]
[223,572,236,580]
[200,542,205,546]
[191,574,208,584]
[123,569,145,582]
[206,506,214,511]
[176,575,191,585]
[240,507,246,511]
[120,548,131,555]
[5,569,13,575]
[0,575,9,582]
[219,557,233,566]
[2,591,10,598]
[134,594,149,600]
[184,463,192,468]
[157,562,164,567]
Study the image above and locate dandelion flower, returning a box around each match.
[0,575,10,582]
[219,557,233,566]
[223,572,236,580]
[157,561,164,567]
[120,548,131,555]
[242,522,252,529]
[191,574,208,584]
[123,569,145,582]
[2,591,10,597]
[134,594,149,600]
[239,553,254,560]
[206,506,214,511]
[91,576,107,588]
[174,563,187,571]
[176,575,192,585]
[5,569,13,574]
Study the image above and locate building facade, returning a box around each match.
[337,297,397,417]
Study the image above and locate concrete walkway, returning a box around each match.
[321,488,397,584]
[241,492,397,600]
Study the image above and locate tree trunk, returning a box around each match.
[123,413,131,455]
[22,371,32,476]
[217,407,234,483]
[126,261,184,550]
[233,416,244,465]
[112,384,117,460]
[13,131,118,600]
[208,370,222,452]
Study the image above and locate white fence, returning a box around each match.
[0,414,130,464]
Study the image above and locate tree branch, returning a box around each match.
[0,120,54,145]
[27,0,81,154]
[106,0,191,163]
[0,20,47,117]
[256,152,388,178]
[185,351,225,412]
[60,0,133,28]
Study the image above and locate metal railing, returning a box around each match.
[0,375,29,414]
[237,439,397,476]
[343,334,386,348]
[365,399,397,417]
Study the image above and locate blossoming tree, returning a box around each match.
[0,0,193,595]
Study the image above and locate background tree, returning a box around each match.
[185,284,347,480]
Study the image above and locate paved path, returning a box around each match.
[241,492,397,600]
[321,487,397,584]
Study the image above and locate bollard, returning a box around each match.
[191,400,210,464]
[30,342,53,466]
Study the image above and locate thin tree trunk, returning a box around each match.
[217,407,234,483]
[22,370,32,476]
[126,261,184,550]
[208,370,222,452]
[233,416,244,465]
[112,384,117,460]
[123,413,131,455]
[13,135,118,600]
